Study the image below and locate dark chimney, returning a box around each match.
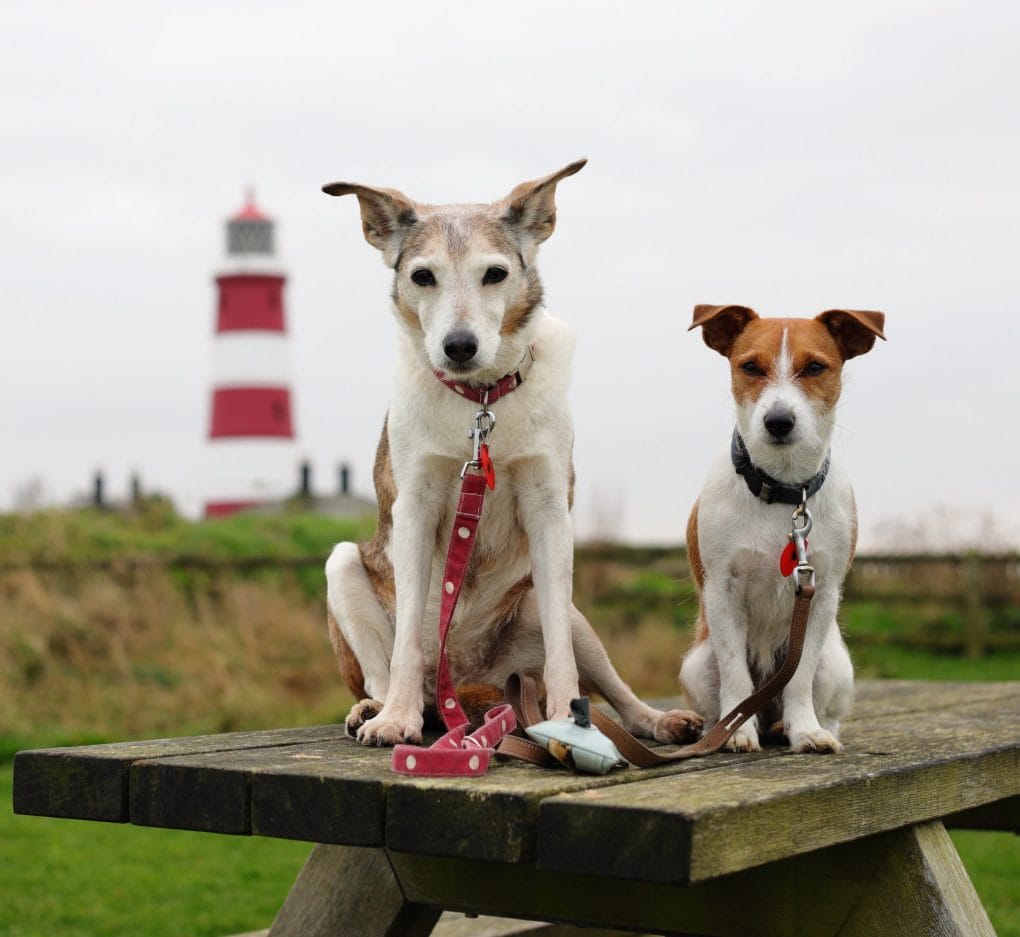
[339,463,350,496]
[299,461,312,497]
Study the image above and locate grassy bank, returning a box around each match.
[1,508,367,746]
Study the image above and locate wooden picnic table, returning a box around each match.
[13,679,1020,936]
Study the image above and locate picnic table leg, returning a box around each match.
[388,820,996,937]
[839,821,995,937]
[268,844,442,937]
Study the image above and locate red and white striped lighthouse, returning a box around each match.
[203,190,297,518]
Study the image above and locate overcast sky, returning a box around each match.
[3,1,1018,547]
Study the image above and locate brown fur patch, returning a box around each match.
[785,320,844,409]
[816,309,886,360]
[450,683,507,725]
[729,319,788,403]
[730,318,845,410]
[358,419,397,617]
[499,270,544,336]
[321,181,418,254]
[495,159,587,245]
[490,575,534,634]
[392,295,423,332]
[686,499,705,590]
[690,304,758,356]
[327,607,366,699]
[686,501,710,648]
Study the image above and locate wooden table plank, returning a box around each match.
[129,737,392,840]
[13,680,1020,877]
[848,679,1018,716]
[130,731,773,856]
[536,687,1020,883]
[382,748,772,863]
[12,724,349,823]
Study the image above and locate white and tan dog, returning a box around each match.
[322,161,701,747]
[681,304,885,753]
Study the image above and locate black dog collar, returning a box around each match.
[730,429,830,505]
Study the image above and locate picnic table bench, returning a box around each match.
[13,679,1019,936]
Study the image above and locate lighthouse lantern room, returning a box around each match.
[203,191,297,517]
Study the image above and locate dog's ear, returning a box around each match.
[322,181,418,266]
[816,309,886,360]
[689,304,759,357]
[496,158,587,251]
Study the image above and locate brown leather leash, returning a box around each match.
[497,490,820,771]
[497,583,814,768]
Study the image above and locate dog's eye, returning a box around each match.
[802,361,827,377]
[482,266,508,285]
[740,361,764,377]
[410,269,436,287]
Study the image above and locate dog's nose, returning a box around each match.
[443,330,478,365]
[764,406,796,439]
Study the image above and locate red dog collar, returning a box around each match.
[434,345,535,403]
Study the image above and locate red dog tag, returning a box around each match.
[479,443,496,490]
[780,540,807,576]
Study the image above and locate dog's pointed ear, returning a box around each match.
[689,304,759,357]
[496,158,587,250]
[816,309,886,360]
[322,181,418,265]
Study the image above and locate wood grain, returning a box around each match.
[13,724,349,823]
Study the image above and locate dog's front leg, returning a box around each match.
[513,457,579,720]
[703,576,761,752]
[781,587,844,753]
[355,483,439,746]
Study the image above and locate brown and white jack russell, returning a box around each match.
[681,304,886,753]
[321,161,701,748]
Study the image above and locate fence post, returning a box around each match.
[963,551,988,659]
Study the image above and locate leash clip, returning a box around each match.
[790,490,815,592]
[461,391,496,478]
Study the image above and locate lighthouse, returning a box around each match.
[203,191,297,518]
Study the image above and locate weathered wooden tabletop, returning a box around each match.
[13,680,1020,937]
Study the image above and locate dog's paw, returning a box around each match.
[653,708,704,744]
[789,726,843,754]
[356,711,423,747]
[725,725,762,753]
[345,699,384,737]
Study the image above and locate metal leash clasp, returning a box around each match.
[461,388,496,478]
[790,488,815,593]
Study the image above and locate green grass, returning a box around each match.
[850,645,1020,681]
[952,830,1020,936]
[0,504,374,566]
[1,766,309,937]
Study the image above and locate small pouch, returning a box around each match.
[524,698,625,775]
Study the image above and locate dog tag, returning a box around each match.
[479,443,496,490]
[780,539,807,577]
